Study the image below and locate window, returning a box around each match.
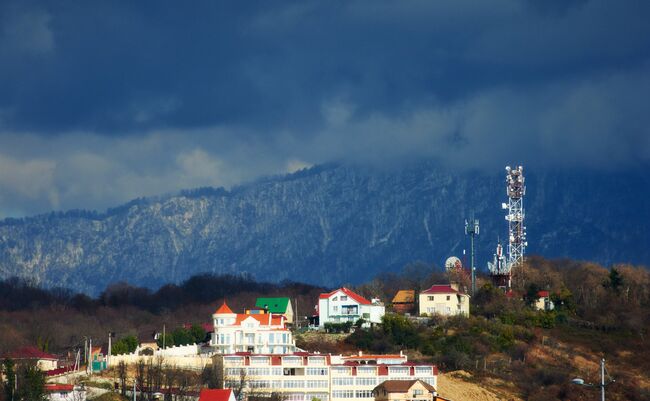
[249,380,270,388]
[388,366,409,375]
[332,296,338,301]
[332,377,354,386]
[224,357,243,366]
[271,367,283,375]
[356,366,375,375]
[331,367,351,375]
[414,367,432,376]
[284,380,303,388]
[332,390,354,399]
[305,380,328,388]
[355,390,374,398]
[413,389,424,396]
[283,356,301,365]
[333,306,338,312]
[340,296,348,301]
[247,368,270,376]
[306,367,328,375]
[308,357,326,366]
[250,356,269,365]
[428,296,434,301]
[446,295,450,301]
[355,377,377,386]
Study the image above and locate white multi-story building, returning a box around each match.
[217,351,437,401]
[318,288,385,327]
[210,302,297,354]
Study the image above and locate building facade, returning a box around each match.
[318,288,385,327]
[217,352,437,401]
[211,302,296,354]
[418,284,469,317]
[373,379,436,401]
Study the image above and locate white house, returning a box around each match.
[44,384,86,401]
[318,287,385,327]
[418,284,470,317]
[210,302,297,354]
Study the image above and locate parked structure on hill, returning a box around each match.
[318,287,385,328]
[418,284,470,316]
[216,351,437,401]
[210,301,297,354]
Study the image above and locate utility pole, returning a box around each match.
[465,217,479,295]
[88,337,92,376]
[108,332,115,368]
[601,358,605,401]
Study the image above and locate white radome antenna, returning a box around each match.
[445,256,462,272]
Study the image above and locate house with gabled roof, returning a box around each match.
[373,379,437,401]
[210,301,296,354]
[1,346,59,371]
[254,297,294,323]
[392,290,416,314]
[318,287,385,328]
[198,388,235,401]
[418,284,469,316]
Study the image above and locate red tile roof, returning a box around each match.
[199,389,233,401]
[215,302,234,314]
[233,314,284,326]
[2,346,58,360]
[374,379,436,393]
[537,290,550,297]
[319,287,371,305]
[421,284,464,295]
[44,384,74,392]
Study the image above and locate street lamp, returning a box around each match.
[571,358,615,401]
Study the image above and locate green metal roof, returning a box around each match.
[255,297,290,313]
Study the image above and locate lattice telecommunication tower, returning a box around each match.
[488,165,527,290]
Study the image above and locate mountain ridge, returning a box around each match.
[0,162,648,295]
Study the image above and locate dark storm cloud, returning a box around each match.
[0,0,649,216]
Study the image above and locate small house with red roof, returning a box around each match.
[418,283,470,317]
[198,388,235,401]
[210,301,296,354]
[1,346,59,371]
[44,384,86,401]
[534,290,555,311]
[318,287,385,328]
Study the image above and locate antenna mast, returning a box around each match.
[464,217,479,295]
[488,165,527,290]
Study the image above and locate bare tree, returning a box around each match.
[201,357,223,389]
[118,361,127,397]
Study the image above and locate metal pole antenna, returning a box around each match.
[601,358,605,401]
[465,218,479,295]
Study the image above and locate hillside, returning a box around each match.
[0,162,649,294]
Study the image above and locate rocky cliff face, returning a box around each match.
[0,162,648,295]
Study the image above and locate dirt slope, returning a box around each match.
[437,370,522,401]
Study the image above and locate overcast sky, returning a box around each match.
[0,0,649,217]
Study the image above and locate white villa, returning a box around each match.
[318,287,385,327]
[210,302,297,354]
[217,351,437,401]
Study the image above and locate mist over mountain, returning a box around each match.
[0,162,648,295]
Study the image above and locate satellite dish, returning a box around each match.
[445,256,462,272]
